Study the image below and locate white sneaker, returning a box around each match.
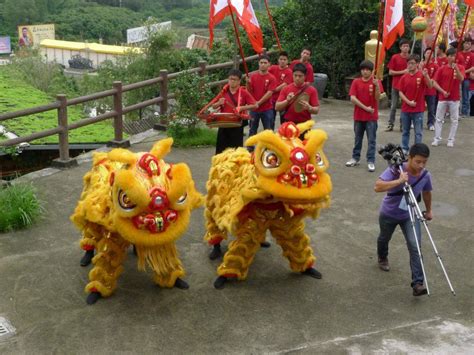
[447,141,454,148]
[345,158,360,167]
[368,162,375,172]
[431,139,440,147]
[429,125,435,131]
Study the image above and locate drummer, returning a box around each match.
[275,63,319,125]
[211,69,258,154]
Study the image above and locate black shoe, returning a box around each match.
[214,276,227,289]
[413,283,428,296]
[378,257,390,271]
[260,241,271,248]
[301,267,322,279]
[80,250,94,267]
[86,292,101,305]
[209,244,222,260]
[174,278,189,290]
[385,124,394,132]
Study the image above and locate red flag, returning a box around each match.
[465,0,474,7]
[378,0,405,68]
[209,0,264,53]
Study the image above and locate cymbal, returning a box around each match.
[294,92,310,113]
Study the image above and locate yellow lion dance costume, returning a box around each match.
[204,121,332,289]
[71,138,203,304]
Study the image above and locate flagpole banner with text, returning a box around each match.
[0,36,11,54]
[17,24,55,48]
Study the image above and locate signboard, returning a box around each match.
[17,24,55,48]
[0,36,11,54]
[127,21,172,44]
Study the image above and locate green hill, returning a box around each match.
[0,66,116,144]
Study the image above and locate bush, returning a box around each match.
[0,183,43,232]
[166,121,217,147]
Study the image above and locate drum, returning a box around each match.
[199,112,249,128]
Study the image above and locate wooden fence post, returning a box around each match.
[52,94,77,168]
[198,60,207,77]
[108,81,130,148]
[159,69,169,115]
[233,55,240,70]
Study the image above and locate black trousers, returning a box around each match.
[215,126,244,154]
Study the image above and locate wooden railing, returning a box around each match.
[0,52,272,167]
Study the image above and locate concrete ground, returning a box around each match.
[0,99,473,354]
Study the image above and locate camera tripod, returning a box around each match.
[398,166,456,296]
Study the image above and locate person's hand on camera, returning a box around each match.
[398,171,409,185]
[423,210,433,221]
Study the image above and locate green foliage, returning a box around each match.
[0,182,43,232]
[0,65,116,143]
[166,124,216,147]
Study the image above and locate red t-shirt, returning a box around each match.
[269,64,293,103]
[387,53,408,90]
[290,60,314,83]
[349,77,384,121]
[248,72,277,112]
[277,83,319,123]
[461,51,473,78]
[433,65,466,101]
[424,62,439,96]
[437,56,448,67]
[219,87,256,114]
[399,71,428,113]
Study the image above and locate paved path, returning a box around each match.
[0,99,473,353]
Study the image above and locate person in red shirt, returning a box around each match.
[436,42,448,67]
[386,38,410,132]
[275,63,319,127]
[431,47,465,147]
[422,48,439,131]
[211,69,257,155]
[247,54,277,145]
[269,51,293,125]
[399,54,433,153]
[345,60,383,172]
[460,37,474,117]
[290,48,314,83]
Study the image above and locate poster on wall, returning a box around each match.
[0,36,11,54]
[17,24,55,47]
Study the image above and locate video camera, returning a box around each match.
[378,143,407,166]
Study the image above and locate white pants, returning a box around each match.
[434,100,459,143]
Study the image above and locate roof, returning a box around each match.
[40,39,143,55]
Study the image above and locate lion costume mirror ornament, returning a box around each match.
[71,138,203,304]
[204,121,332,289]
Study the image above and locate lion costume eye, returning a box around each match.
[176,192,187,205]
[118,189,137,210]
[315,153,324,167]
[261,149,281,169]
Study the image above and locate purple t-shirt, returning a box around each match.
[379,163,432,220]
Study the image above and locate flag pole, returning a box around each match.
[228,0,249,75]
[374,0,385,79]
[425,3,450,65]
[456,5,471,54]
[264,0,282,51]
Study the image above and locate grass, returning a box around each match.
[166,124,217,147]
[0,183,43,232]
[0,66,117,144]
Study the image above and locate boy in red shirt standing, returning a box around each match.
[460,38,473,117]
[423,48,439,131]
[386,39,410,132]
[275,63,319,125]
[399,54,432,153]
[211,69,257,155]
[269,51,293,125]
[290,48,314,83]
[247,54,277,147]
[431,47,465,147]
[345,60,383,172]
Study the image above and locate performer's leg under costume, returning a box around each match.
[217,219,266,280]
[270,219,316,272]
[86,232,129,297]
